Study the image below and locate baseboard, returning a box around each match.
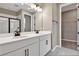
[52,45,60,52]
[45,49,52,56]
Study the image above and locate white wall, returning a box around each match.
[35,4,53,31]
[52,4,60,48]
[35,12,43,30]
[35,3,60,49]
[42,4,53,31]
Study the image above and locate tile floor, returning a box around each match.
[47,47,79,56]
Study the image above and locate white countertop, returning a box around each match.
[0,31,51,45]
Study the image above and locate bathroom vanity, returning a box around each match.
[0,31,51,56]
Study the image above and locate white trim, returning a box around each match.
[59,5,62,47]
[52,45,60,52]
[21,10,34,32]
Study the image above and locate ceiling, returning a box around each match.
[0,3,36,12]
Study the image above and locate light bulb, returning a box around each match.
[31,4,36,9]
[37,6,42,12]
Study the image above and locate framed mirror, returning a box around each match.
[0,16,21,34]
[9,18,21,33]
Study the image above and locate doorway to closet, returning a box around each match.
[61,4,77,50]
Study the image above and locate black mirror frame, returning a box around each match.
[8,18,21,33]
[0,16,21,33]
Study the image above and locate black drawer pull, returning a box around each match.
[78,32,79,34]
[46,40,48,45]
[25,50,26,56]
[27,49,29,56]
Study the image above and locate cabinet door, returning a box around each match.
[45,34,51,54]
[40,39,47,56]
[26,42,39,56]
[3,48,26,56]
[40,34,51,56]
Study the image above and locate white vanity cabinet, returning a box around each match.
[40,34,51,56]
[25,42,39,56]
[0,32,51,56]
[0,37,39,56]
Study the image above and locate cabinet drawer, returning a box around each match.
[0,37,39,55]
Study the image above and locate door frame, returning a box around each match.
[59,3,78,47]
[21,10,34,32]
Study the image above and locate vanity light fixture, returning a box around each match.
[20,3,42,12]
[36,6,42,12]
[28,3,42,12]
[30,4,42,12]
[30,4,36,9]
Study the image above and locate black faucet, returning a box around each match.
[34,30,39,34]
[14,27,20,36]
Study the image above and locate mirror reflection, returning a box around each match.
[10,18,21,33]
[0,17,8,33]
[0,3,42,34]
[24,15,31,32]
[0,16,20,34]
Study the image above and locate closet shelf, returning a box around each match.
[62,39,77,42]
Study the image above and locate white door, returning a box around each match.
[52,20,58,48]
[45,34,51,54]
[26,42,39,56]
[40,34,51,56]
[40,39,47,56]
